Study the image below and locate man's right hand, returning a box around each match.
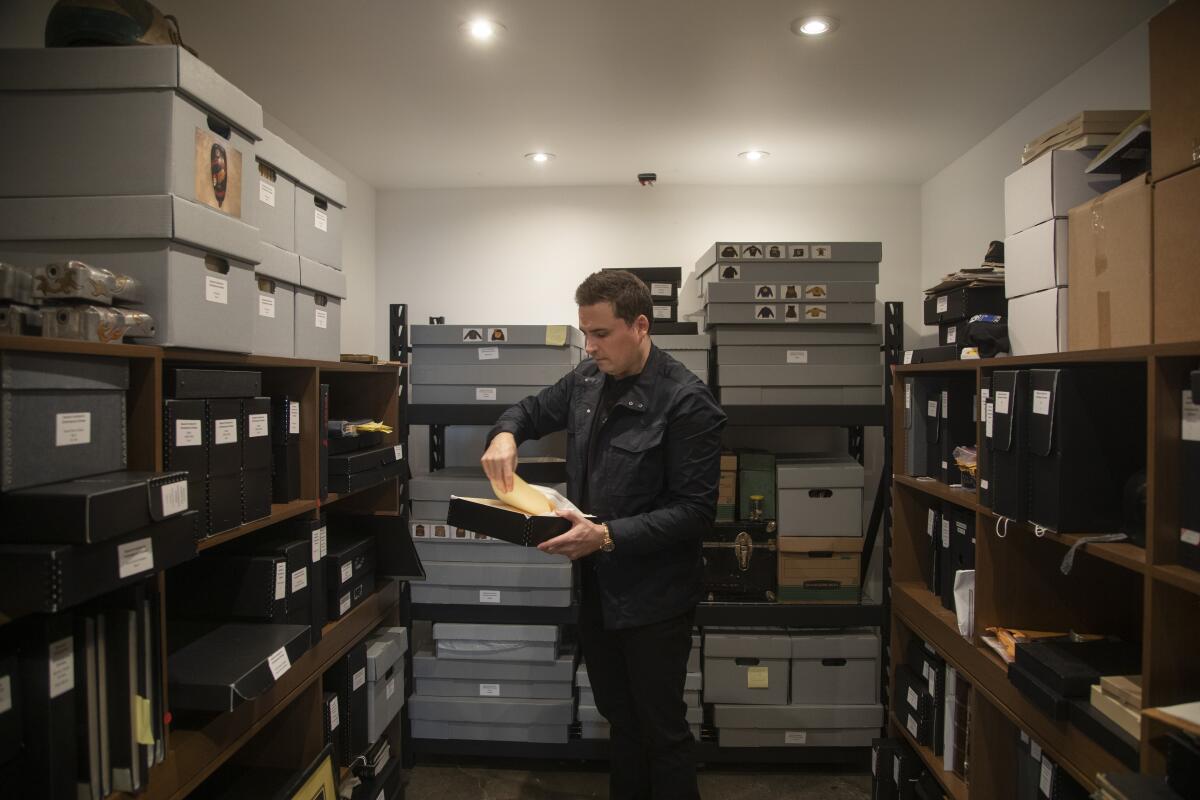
[481,432,518,493]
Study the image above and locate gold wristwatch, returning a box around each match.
[601,523,615,553]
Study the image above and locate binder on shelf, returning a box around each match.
[271,395,302,504]
[170,554,290,623]
[206,398,243,534]
[324,642,369,767]
[991,370,1029,522]
[167,369,262,400]
[319,383,330,500]
[165,397,210,535]
[327,457,409,494]
[241,396,272,523]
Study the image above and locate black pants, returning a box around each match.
[578,590,698,800]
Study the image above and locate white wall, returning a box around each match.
[919,23,1152,343]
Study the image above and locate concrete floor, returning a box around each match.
[404,762,871,800]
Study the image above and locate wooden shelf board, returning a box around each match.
[163,347,397,374]
[117,580,401,800]
[890,711,969,800]
[980,511,1146,574]
[1153,564,1200,596]
[0,334,160,359]
[895,341,1200,377]
[893,359,979,374]
[1143,707,1200,738]
[196,500,319,552]
[894,474,982,513]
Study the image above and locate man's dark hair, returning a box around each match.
[575,270,654,327]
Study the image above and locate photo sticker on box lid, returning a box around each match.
[754,284,776,299]
[789,245,810,259]
[742,244,764,259]
[804,284,828,300]
[488,327,508,343]
[720,264,741,280]
[461,327,484,342]
[804,305,827,321]
[719,244,740,259]
[782,284,800,299]
[755,305,776,321]
[767,244,784,259]
[783,304,800,322]
[811,245,832,260]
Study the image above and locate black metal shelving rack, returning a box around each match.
[402,302,903,765]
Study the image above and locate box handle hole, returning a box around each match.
[821,658,848,667]
[808,489,833,499]
[734,657,761,667]
[204,256,230,275]
[206,115,232,140]
[314,196,329,210]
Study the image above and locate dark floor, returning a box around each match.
[404,762,871,799]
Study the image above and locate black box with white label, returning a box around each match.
[167,368,262,399]
[893,664,934,746]
[228,532,316,643]
[241,397,272,523]
[270,395,302,503]
[991,370,1029,523]
[319,384,330,500]
[905,640,946,756]
[979,376,993,508]
[164,398,209,536]
[325,533,376,618]
[324,641,369,766]
[15,613,77,798]
[1182,387,1200,571]
[328,444,398,476]
[168,623,311,713]
[1026,366,1145,534]
[940,507,975,613]
[170,554,290,623]
[206,399,243,534]
[938,375,977,486]
[289,516,328,643]
[922,286,1006,326]
[328,458,408,495]
[651,301,679,324]
[0,653,19,771]
[446,496,573,548]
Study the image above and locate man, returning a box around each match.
[482,270,726,800]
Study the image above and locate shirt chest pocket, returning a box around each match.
[607,424,665,497]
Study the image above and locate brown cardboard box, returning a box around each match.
[777,536,862,604]
[1154,166,1200,343]
[1067,175,1153,350]
[1150,0,1200,181]
[719,453,738,471]
[717,471,736,504]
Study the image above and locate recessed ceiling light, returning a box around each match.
[463,18,504,41]
[738,150,770,161]
[791,16,839,36]
[525,152,555,163]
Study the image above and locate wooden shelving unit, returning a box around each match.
[0,336,407,800]
[888,342,1200,798]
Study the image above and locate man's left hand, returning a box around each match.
[538,508,607,560]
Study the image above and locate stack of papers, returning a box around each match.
[1021,110,1145,165]
[925,266,1006,295]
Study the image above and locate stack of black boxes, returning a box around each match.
[327,420,410,495]
[1179,369,1200,571]
[602,266,699,335]
[916,286,1006,363]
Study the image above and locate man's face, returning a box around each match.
[579,302,648,377]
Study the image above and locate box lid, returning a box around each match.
[413,645,574,682]
[712,703,884,729]
[778,536,864,555]
[364,627,407,681]
[0,45,263,140]
[703,628,791,659]
[298,256,347,298]
[421,560,573,589]
[0,351,129,390]
[433,622,559,644]
[408,694,574,725]
[777,454,865,488]
[790,628,879,659]
[446,496,572,548]
[990,370,1025,455]
[257,242,301,285]
[256,128,348,207]
[412,325,585,349]
[653,334,712,350]
[167,623,311,711]
[695,242,883,270]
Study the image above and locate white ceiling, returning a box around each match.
[87,1,1174,187]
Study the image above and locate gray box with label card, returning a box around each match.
[295,257,344,362]
[663,350,709,371]
[412,583,571,608]
[777,456,865,537]
[415,645,574,700]
[696,242,883,269]
[714,703,884,747]
[411,364,573,386]
[1,352,128,491]
[698,263,882,302]
[707,281,877,304]
[410,695,574,725]
[433,623,558,662]
[703,629,791,705]
[789,629,879,704]
[714,326,882,347]
[412,500,450,521]
[415,537,568,565]
[653,334,711,350]
[719,386,882,406]
[705,302,875,326]
[413,385,548,405]
[717,364,882,387]
[422,561,572,590]
[413,325,585,348]
[414,345,583,366]
[253,242,299,358]
[717,345,880,366]
[412,719,568,744]
[253,162,296,252]
[294,184,345,270]
[258,127,349,267]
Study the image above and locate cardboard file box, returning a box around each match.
[413,646,574,699]
[716,343,880,366]
[777,455,864,537]
[701,520,778,601]
[324,642,368,766]
[1150,0,1200,181]
[433,623,558,663]
[254,160,296,252]
[1004,149,1116,237]
[415,536,568,565]
[411,363,572,386]
[1005,218,1069,299]
[790,629,879,705]
[713,703,883,748]
[414,561,572,607]
[719,385,881,406]
[991,370,1030,522]
[703,629,790,705]
[412,324,585,349]
[365,627,407,744]
[295,185,346,271]
[717,364,882,387]
[706,302,875,326]
[168,623,311,712]
[1153,164,1200,345]
[922,286,1006,326]
[777,536,862,603]
[253,243,299,358]
[1026,366,1146,534]
[0,351,128,491]
[242,397,272,523]
[414,344,583,366]
[707,281,876,304]
[165,398,209,535]
[296,257,345,361]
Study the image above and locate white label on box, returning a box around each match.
[258,179,276,207]
[653,305,672,319]
[981,479,989,490]
[248,413,269,438]
[927,510,936,537]
[49,637,74,698]
[314,208,328,232]
[811,245,832,259]
[275,562,286,600]
[1039,758,1053,796]
[386,678,396,699]
[313,527,327,562]
[476,388,497,401]
[117,538,154,579]
[942,519,951,549]
[1020,731,1029,745]
[947,326,957,344]
[904,350,914,364]
[353,668,366,691]
[215,418,238,444]
[981,388,990,417]
[786,350,808,364]
[55,412,91,446]
[928,671,937,696]
[1031,741,1042,761]
[478,346,499,360]
[804,304,827,320]
[205,275,228,304]
[394,444,404,461]
[936,295,948,314]
[340,562,353,584]
[161,481,188,516]
[1182,391,1200,442]
[907,715,919,738]
[941,390,949,418]
[995,390,1010,415]
[291,567,308,593]
[289,402,300,435]
[1182,529,1200,546]
[942,460,948,470]
[893,754,901,784]
[1032,389,1051,416]
[906,383,912,410]
[871,747,877,776]
[907,687,919,709]
[651,282,673,297]
[339,593,351,615]
[0,676,10,715]
[377,792,385,800]
[927,400,938,419]
[315,307,328,329]
[479,683,500,697]
[176,419,202,446]
[328,696,340,730]
[267,647,291,680]
[986,404,994,438]
[784,731,807,745]
[480,589,501,604]
[804,284,827,300]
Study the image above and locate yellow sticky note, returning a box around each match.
[747,666,770,690]
[135,695,154,746]
[545,325,567,347]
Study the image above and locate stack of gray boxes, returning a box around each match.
[656,334,712,385]
[364,626,409,753]
[705,628,882,748]
[410,324,584,405]
[253,128,348,360]
[576,632,702,740]
[410,623,575,743]
[692,242,883,405]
